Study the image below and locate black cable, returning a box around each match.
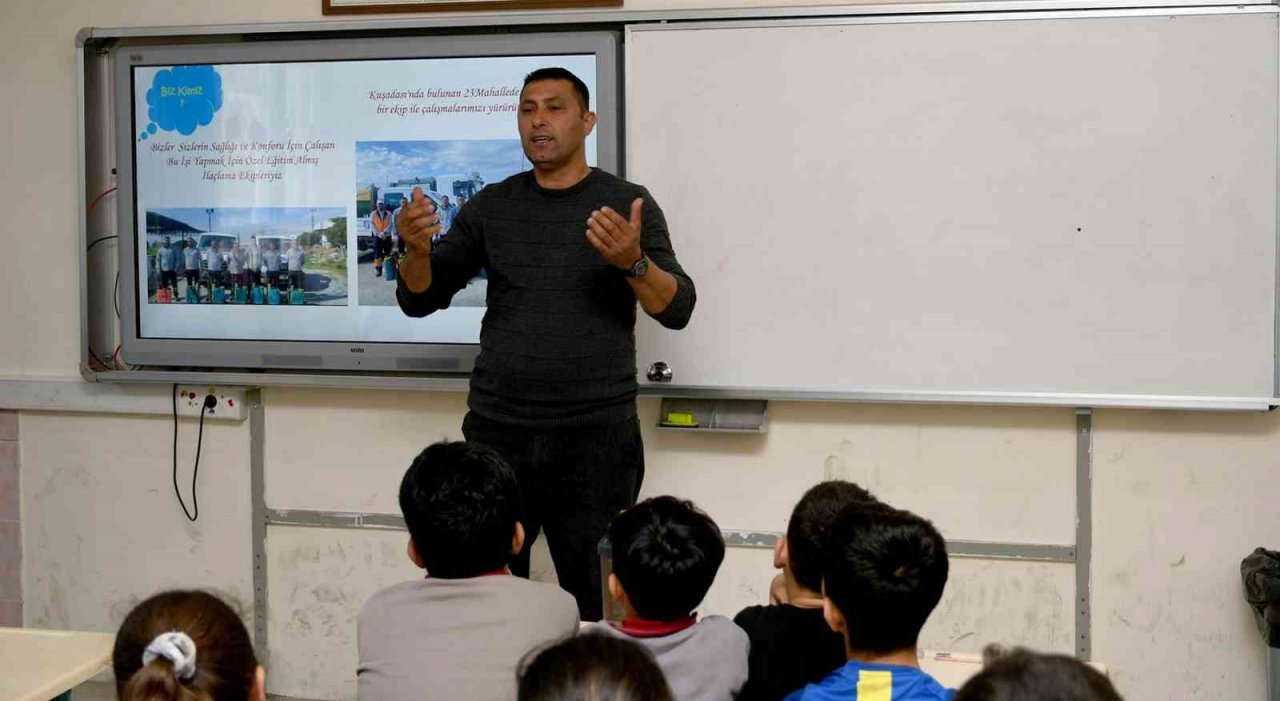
[86,235,118,254]
[172,384,208,522]
[113,271,121,319]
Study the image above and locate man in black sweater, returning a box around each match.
[395,67,695,619]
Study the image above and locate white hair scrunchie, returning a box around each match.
[142,631,198,681]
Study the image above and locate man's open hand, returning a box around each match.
[587,197,645,270]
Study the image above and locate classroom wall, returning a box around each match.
[3,1,1280,700]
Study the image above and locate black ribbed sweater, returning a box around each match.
[397,169,696,427]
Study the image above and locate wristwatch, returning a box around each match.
[627,255,650,278]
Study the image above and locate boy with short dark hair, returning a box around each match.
[734,481,879,701]
[357,441,579,701]
[786,505,953,701]
[587,496,750,701]
[954,647,1123,701]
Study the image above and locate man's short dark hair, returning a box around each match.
[398,440,519,579]
[609,496,724,621]
[823,504,949,654]
[954,648,1124,701]
[787,481,878,592]
[523,67,590,112]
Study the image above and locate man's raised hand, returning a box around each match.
[586,197,645,270]
[397,186,441,257]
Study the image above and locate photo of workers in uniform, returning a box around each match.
[354,139,527,306]
[144,207,349,306]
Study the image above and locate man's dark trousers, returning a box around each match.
[462,410,644,621]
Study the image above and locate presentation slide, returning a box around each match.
[133,54,598,344]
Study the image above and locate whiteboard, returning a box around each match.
[628,10,1278,405]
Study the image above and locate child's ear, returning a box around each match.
[774,537,789,570]
[823,594,846,635]
[512,521,526,556]
[407,539,426,570]
[607,573,626,603]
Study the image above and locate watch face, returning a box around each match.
[631,257,649,277]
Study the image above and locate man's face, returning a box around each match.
[442,196,450,207]
[518,79,596,170]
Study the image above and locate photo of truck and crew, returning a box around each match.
[145,207,349,306]
[355,139,529,306]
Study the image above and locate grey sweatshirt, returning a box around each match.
[358,575,579,701]
[396,169,696,428]
[586,616,750,701]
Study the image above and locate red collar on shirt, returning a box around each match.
[615,613,698,638]
[425,568,511,579]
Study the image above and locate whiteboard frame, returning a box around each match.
[624,5,1280,412]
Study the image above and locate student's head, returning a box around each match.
[458,195,466,207]
[519,67,596,171]
[376,200,386,210]
[442,195,451,206]
[607,496,724,621]
[780,480,878,594]
[822,504,948,655]
[954,648,1124,701]
[399,440,523,578]
[112,590,264,701]
[518,633,674,701]
[163,237,171,246]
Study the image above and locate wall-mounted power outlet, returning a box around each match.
[176,386,248,421]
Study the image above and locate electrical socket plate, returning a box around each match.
[176,385,248,421]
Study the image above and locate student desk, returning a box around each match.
[0,628,116,701]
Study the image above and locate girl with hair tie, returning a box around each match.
[112,590,264,701]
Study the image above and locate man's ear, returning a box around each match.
[583,109,597,137]
[607,573,626,604]
[407,538,425,570]
[823,594,846,635]
[512,521,526,556]
[774,537,789,570]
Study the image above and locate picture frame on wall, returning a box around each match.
[322,0,621,14]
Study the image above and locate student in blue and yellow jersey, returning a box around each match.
[786,505,953,701]
[735,481,881,701]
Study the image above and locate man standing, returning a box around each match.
[287,240,306,291]
[262,243,282,286]
[396,67,696,620]
[438,195,457,237]
[228,243,245,289]
[182,237,200,295]
[371,199,393,277]
[392,195,409,255]
[206,240,225,289]
[157,237,178,291]
[243,235,261,288]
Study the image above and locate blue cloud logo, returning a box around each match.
[140,65,223,140]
